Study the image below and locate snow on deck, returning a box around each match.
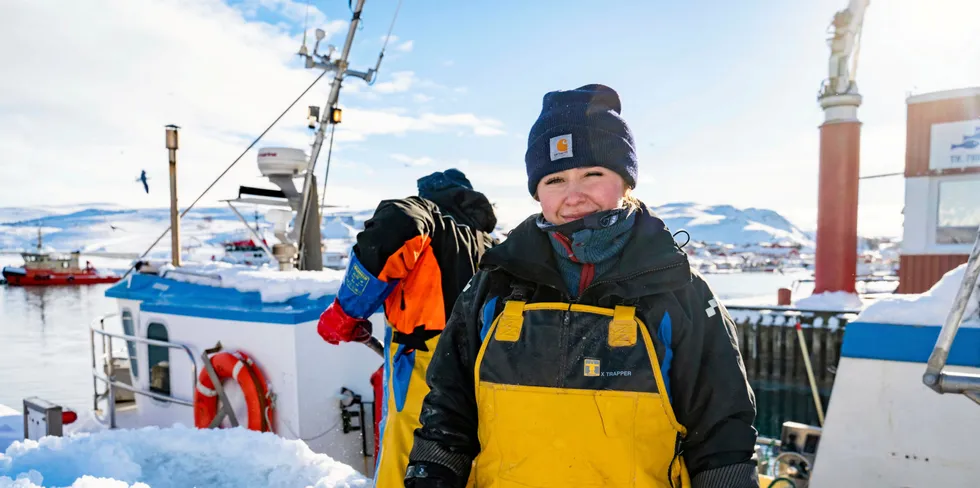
[156,262,345,303]
[793,291,864,311]
[856,263,980,326]
[0,426,368,488]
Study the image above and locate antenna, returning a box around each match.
[298,0,312,57]
[293,0,399,270]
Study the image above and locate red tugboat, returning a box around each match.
[1,230,121,286]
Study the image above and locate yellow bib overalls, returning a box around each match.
[472,301,691,488]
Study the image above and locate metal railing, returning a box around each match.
[727,305,859,437]
[89,314,198,428]
[791,275,900,296]
[923,225,980,405]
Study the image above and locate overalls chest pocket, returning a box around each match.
[473,301,690,488]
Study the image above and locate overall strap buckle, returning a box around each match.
[494,300,526,342]
[609,305,637,347]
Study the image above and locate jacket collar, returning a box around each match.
[482,203,691,300]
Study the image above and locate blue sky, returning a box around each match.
[2,0,978,236]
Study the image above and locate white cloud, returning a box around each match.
[390,154,434,167]
[334,110,506,141]
[247,0,341,28]
[413,94,434,103]
[396,40,414,52]
[0,0,504,209]
[381,34,398,44]
[421,114,505,136]
[472,125,507,136]
[442,60,455,67]
[371,71,417,94]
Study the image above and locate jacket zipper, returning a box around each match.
[558,308,569,388]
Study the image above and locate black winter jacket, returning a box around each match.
[407,205,758,488]
[352,186,498,345]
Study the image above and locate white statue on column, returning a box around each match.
[822,0,870,98]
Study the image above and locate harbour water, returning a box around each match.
[0,269,810,415]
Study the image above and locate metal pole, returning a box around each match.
[924,225,980,391]
[297,0,367,269]
[166,125,181,267]
[226,202,274,257]
[106,334,117,429]
[795,321,826,425]
[90,327,98,412]
[364,336,384,357]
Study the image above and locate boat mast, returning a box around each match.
[294,0,384,271]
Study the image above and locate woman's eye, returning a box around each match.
[545,177,564,185]
[585,171,604,177]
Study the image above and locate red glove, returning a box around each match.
[317,297,373,345]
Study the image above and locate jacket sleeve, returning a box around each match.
[670,270,759,488]
[353,198,436,281]
[327,198,435,320]
[406,270,490,486]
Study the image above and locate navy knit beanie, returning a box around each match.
[524,84,637,196]
[417,168,473,199]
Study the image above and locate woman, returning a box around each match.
[404,84,758,488]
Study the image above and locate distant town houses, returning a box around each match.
[685,237,900,277]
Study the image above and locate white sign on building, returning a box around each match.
[930,119,980,171]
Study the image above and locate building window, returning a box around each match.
[146,323,171,396]
[121,310,139,379]
[937,179,980,245]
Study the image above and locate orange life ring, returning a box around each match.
[194,350,275,432]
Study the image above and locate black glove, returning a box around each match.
[404,462,464,488]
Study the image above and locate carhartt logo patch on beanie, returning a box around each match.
[550,134,573,161]
[525,84,638,196]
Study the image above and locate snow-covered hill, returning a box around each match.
[0,204,369,257]
[652,202,814,247]
[0,202,814,255]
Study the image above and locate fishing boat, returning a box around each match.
[1,229,120,286]
[219,238,272,266]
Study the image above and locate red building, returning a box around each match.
[898,87,980,293]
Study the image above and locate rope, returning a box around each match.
[859,171,903,180]
[278,416,343,442]
[119,68,331,280]
[379,0,403,54]
[369,0,403,86]
[261,391,343,442]
[319,122,337,220]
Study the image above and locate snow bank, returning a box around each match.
[856,263,980,326]
[793,291,863,311]
[157,262,345,303]
[0,426,368,488]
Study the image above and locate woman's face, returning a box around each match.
[536,166,626,225]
